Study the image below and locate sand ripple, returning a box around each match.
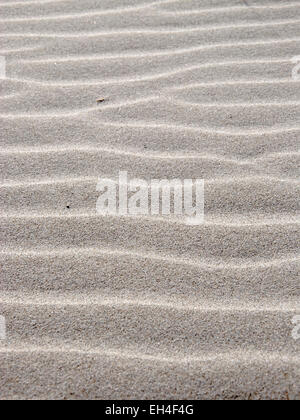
[0,0,299,400]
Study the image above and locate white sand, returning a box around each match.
[0,0,300,400]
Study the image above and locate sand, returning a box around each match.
[0,0,300,400]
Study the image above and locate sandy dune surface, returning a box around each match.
[0,0,299,400]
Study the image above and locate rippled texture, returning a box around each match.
[0,0,300,400]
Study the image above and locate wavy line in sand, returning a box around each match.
[1,212,299,228]
[1,146,299,164]
[170,99,300,108]
[0,346,298,365]
[95,121,300,136]
[0,0,175,18]
[3,63,296,86]
[0,0,73,6]
[13,39,300,62]
[157,2,300,16]
[2,97,300,124]
[0,146,254,162]
[1,247,299,270]
[0,95,160,117]
[1,117,298,136]
[0,93,23,100]
[1,0,298,13]
[1,292,298,313]
[1,18,300,36]
[1,175,299,189]
[168,80,300,91]
[0,45,45,54]
[1,2,300,29]
[0,0,297,9]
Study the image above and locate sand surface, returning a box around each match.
[0,0,300,400]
